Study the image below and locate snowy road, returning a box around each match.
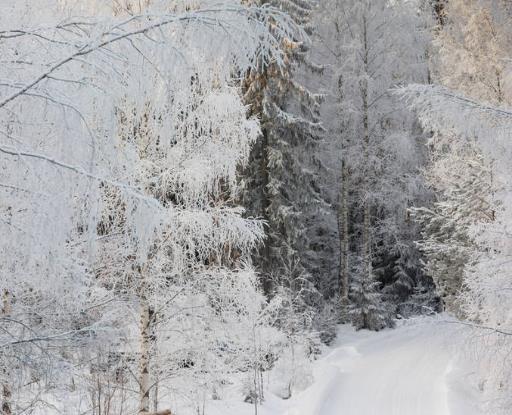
[284,317,482,415]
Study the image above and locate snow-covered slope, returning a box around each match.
[210,316,482,415]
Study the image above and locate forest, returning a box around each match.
[0,0,511,414]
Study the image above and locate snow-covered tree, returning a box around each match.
[411,138,494,313]
[408,0,510,314]
[399,4,512,407]
[401,84,512,415]
[98,71,268,413]
[432,0,511,105]
[0,1,299,412]
[241,0,328,312]
[316,0,432,329]
[401,82,512,415]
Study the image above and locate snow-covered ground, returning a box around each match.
[209,316,483,415]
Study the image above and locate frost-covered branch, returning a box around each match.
[396,83,512,135]
[0,145,158,205]
[0,5,298,109]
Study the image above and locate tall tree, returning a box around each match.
[402,0,512,410]
[412,0,511,313]
[241,0,327,308]
[317,0,433,329]
[0,1,297,412]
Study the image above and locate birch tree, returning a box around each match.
[0,0,297,412]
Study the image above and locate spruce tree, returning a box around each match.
[242,0,327,313]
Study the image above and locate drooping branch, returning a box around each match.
[396,84,512,129]
[0,6,297,110]
[0,320,103,349]
[0,145,158,206]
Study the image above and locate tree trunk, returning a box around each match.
[152,374,159,414]
[260,127,273,295]
[138,299,153,414]
[2,289,11,415]
[336,61,350,302]
[338,159,349,300]
[152,311,159,414]
[361,14,372,282]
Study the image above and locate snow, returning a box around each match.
[30,316,483,414]
[209,316,482,415]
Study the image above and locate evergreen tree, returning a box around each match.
[402,2,512,408]
[349,268,393,331]
[410,0,508,313]
[411,142,494,313]
[242,0,329,322]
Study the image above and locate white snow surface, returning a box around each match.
[209,315,483,415]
